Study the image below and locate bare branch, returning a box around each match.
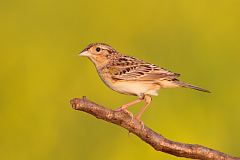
[70,97,239,160]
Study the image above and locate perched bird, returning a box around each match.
[79,43,210,121]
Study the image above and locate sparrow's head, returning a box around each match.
[80,43,117,66]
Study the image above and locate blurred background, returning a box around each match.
[0,0,240,159]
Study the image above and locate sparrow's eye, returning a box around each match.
[96,47,101,52]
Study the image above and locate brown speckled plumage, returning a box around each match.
[79,43,210,122]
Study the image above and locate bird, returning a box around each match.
[79,43,210,122]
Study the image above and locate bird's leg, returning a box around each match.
[135,95,152,119]
[135,95,152,129]
[115,98,143,120]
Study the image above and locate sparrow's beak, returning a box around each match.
[79,50,90,57]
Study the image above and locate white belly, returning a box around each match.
[110,81,160,96]
[97,70,161,97]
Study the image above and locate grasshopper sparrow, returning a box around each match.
[79,43,210,121]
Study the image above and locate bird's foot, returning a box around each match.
[115,107,145,130]
[115,107,134,121]
[135,116,145,131]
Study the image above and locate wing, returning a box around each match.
[108,55,180,81]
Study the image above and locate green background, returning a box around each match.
[1,0,240,159]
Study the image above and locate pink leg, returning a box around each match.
[135,95,152,129]
[115,98,143,111]
[115,98,143,120]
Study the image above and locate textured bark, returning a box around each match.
[70,97,239,160]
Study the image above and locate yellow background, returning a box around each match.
[1,0,239,159]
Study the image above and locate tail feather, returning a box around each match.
[173,81,210,93]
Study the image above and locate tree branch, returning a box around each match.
[70,97,239,160]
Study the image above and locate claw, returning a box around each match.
[135,117,145,130]
[115,107,123,112]
[139,120,145,130]
[115,107,134,121]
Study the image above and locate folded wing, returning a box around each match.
[109,56,180,82]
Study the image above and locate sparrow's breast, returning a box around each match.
[96,67,160,97]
